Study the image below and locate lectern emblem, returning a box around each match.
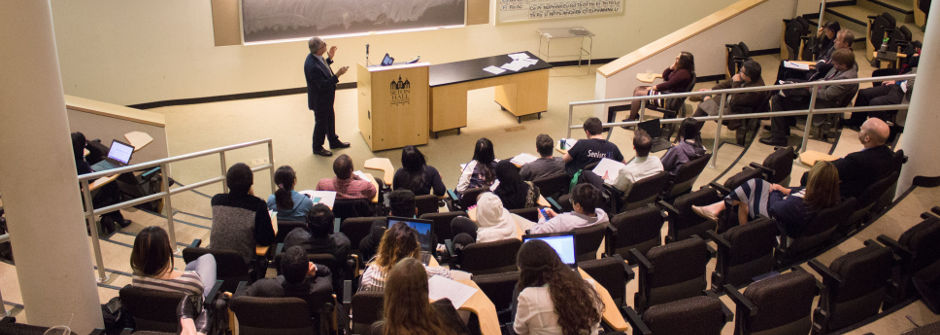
[389,76,411,105]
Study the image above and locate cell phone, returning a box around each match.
[539,207,549,218]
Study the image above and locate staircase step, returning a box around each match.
[865,0,915,15]
[826,5,881,27]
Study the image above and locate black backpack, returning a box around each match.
[784,17,811,60]
[725,41,750,75]
[870,12,897,50]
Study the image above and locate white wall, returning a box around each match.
[50,0,737,105]
[595,0,799,110]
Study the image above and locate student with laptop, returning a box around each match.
[359,189,417,262]
[530,184,608,234]
[359,222,455,292]
[514,239,602,335]
[612,129,664,194]
[71,132,131,232]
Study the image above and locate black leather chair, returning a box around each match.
[664,153,712,200]
[706,217,777,290]
[725,270,819,335]
[750,146,796,185]
[878,215,940,302]
[532,172,571,200]
[631,236,709,312]
[120,280,222,334]
[606,205,664,264]
[624,295,729,335]
[775,198,857,267]
[448,187,486,211]
[472,271,520,324]
[274,220,306,244]
[809,241,894,334]
[509,207,539,222]
[578,255,634,308]
[332,198,374,222]
[619,171,670,212]
[230,296,327,335]
[573,223,608,261]
[182,247,252,292]
[419,211,468,245]
[845,171,900,233]
[457,238,522,275]
[349,290,384,335]
[719,166,763,191]
[340,216,384,252]
[659,186,723,243]
[414,194,442,217]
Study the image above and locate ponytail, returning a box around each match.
[273,166,297,210]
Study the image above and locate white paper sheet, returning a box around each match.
[428,275,478,309]
[783,61,810,71]
[298,190,337,208]
[592,158,626,185]
[483,65,506,75]
[508,52,530,60]
[510,153,538,166]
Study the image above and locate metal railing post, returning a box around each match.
[709,93,728,168]
[818,0,827,33]
[566,105,574,138]
[802,89,820,153]
[81,179,109,282]
[161,162,178,252]
[638,100,647,122]
[219,152,228,193]
[268,141,276,194]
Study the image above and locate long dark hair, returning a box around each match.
[131,226,174,277]
[383,258,455,335]
[273,165,297,210]
[676,117,703,145]
[374,222,421,271]
[494,160,528,210]
[472,138,496,183]
[400,145,427,192]
[517,240,602,335]
[804,161,840,211]
[71,132,86,162]
[677,51,695,72]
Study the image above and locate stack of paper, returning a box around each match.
[483,65,506,75]
[783,61,810,71]
[592,158,626,185]
[500,53,539,72]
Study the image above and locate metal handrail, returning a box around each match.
[77,138,276,282]
[567,74,915,167]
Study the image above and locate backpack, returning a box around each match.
[725,41,750,75]
[784,17,811,60]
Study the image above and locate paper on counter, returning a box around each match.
[428,275,478,309]
[510,153,538,166]
[483,65,506,75]
[508,52,531,60]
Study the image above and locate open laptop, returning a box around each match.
[523,234,577,268]
[387,216,435,252]
[637,119,673,153]
[93,139,135,171]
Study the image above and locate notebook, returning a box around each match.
[523,234,577,267]
[387,216,435,251]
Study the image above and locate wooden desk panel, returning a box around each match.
[430,68,549,132]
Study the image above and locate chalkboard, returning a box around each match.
[242,0,466,43]
[497,0,623,23]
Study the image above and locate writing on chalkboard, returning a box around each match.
[498,0,622,23]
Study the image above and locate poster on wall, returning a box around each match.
[497,0,623,23]
[242,0,466,43]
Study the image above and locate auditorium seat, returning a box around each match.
[631,236,709,312]
[578,255,634,308]
[659,186,723,243]
[624,295,729,335]
[663,153,711,200]
[120,280,222,334]
[414,194,442,217]
[340,216,384,253]
[725,270,819,335]
[532,172,571,200]
[606,205,664,264]
[878,215,940,302]
[348,289,384,335]
[472,271,519,324]
[775,197,857,267]
[508,207,539,222]
[809,241,894,334]
[456,238,522,275]
[332,198,375,222]
[273,219,305,244]
[845,170,901,233]
[750,146,796,185]
[706,217,777,290]
[182,246,253,292]
[419,211,468,245]
[617,170,670,212]
[230,296,327,334]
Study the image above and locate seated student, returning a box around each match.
[359,222,455,292]
[245,246,333,317]
[283,203,352,286]
[513,239,602,335]
[210,162,275,263]
[623,51,696,121]
[451,192,524,248]
[530,184,608,234]
[776,22,846,83]
[71,132,131,232]
[563,117,625,174]
[494,160,540,210]
[371,258,470,335]
[456,138,497,194]
[520,134,566,181]
[359,189,417,262]
[832,118,898,199]
[316,154,377,200]
[131,226,217,335]
[267,165,314,221]
[393,145,446,196]
[760,48,859,146]
[612,129,664,194]
[661,118,706,174]
[847,67,916,128]
[692,60,766,125]
[692,161,840,237]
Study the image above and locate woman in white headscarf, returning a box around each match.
[450,192,525,248]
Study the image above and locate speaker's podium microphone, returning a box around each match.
[366,43,370,66]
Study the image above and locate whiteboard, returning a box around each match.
[241,0,466,43]
[497,0,623,23]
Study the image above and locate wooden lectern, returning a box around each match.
[357,63,430,151]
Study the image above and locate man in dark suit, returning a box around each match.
[305,36,350,157]
[832,117,898,198]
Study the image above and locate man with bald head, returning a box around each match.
[832,117,898,198]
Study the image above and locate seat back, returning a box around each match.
[458,187,487,209]
[579,255,630,306]
[848,170,900,229]
[414,194,441,217]
[419,211,468,244]
[182,247,251,285]
[899,216,940,273]
[739,271,818,335]
[641,296,727,335]
[333,198,374,222]
[722,167,763,191]
[472,271,520,322]
[665,187,722,243]
[819,243,893,331]
[661,72,697,114]
[636,237,708,310]
[230,296,316,335]
[119,285,186,333]
[609,206,663,262]
[622,171,670,211]
[573,223,608,261]
[713,218,777,289]
[508,207,539,222]
[340,216,384,250]
[761,146,796,185]
[351,290,384,335]
[459,238,522,275]
[275,220,306,244]
[781,198,856,261]
[666,153,712,199]
[532,172,571,199]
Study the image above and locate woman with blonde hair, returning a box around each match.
[692,161,841,237]
[375,258,469,335]
[359,222,453,292]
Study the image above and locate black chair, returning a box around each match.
[809,240,894,334]
[775,198,857,267]
[332,198,374,222]
[0,318,82,335]
[578,255,634,308]
[472,271,520,324]
[532,172,571,200]
[877,215,940,302]
[606,205,664,264]
[706,217,777,290]
[274,220,306,244]
[230,296,327,335]
[631,236,709,312]
[349,290,384,335]
[457,238,522,275]
[509,207,539,222]
[619,171,670,212]
[120,281,222,334]
[659,186,723,243]
[182,247,252,292]
[414,194,442,217]
[725,270,819,335]
[624,295,729,335]
[720,166,763,191]
[340,216,384,252]
[420,211,468,245]
[664,153,712,200]
[448,187,486,211]
[573,223,608,261]
[648,72,698,120]
[845,170,900,233]
[750,146,796,185]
